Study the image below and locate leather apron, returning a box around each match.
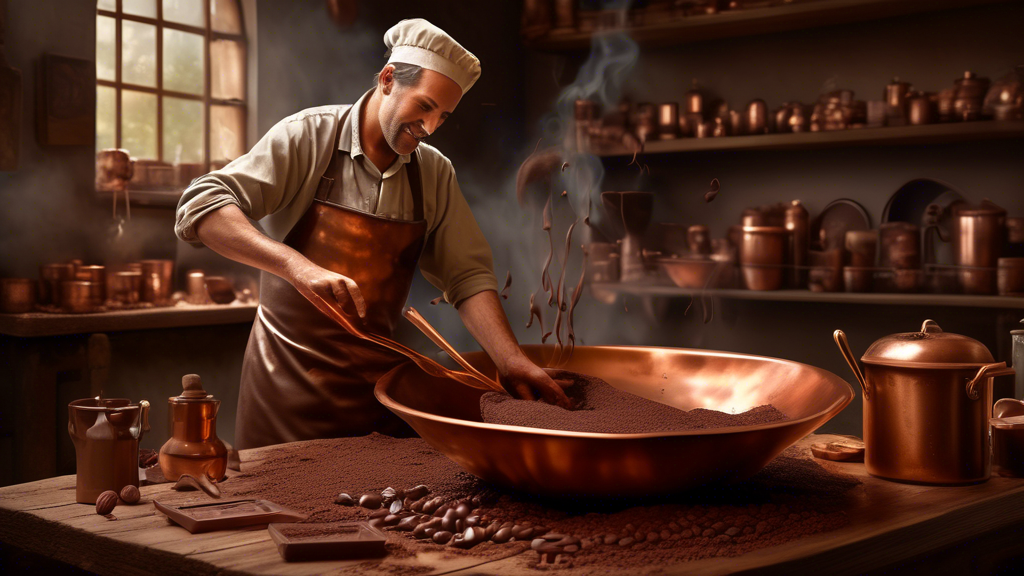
[235,141,427,450]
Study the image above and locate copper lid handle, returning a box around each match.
[966,362,1015,400]
[920,319,942,334]
[834,330,869,399]
[139,400,150,436]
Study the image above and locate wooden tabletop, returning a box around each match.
[2,434,1023,575]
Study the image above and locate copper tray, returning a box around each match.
[375,345,854,496]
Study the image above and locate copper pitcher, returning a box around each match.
[834,320,1014,485]
[68,397,150,504]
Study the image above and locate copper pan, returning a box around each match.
[375,345,854,496]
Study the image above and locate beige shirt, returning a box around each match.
[174,91,498,306]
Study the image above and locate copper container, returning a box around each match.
[657,102,679,139]
[992,399,1024,477]
[907,93,935,125]
[39,263,74,305]
[684,86,704,116]
[879,222,920,269]
[845,229,878,268]
[159,374,228,483]
[785,200,809,288]
[745,99,768,135]
[61,281,100,313]
[68,397,150,503]
[0,278,37,313]
[686,225,711,256]
[140,259,174,303]
[205,276,236,304]
[807,249,844,292]
[885,78,911,124]
[998,258,1024,295]
[632,102,657,144]
[835,320,1014,485]
[76,265,106,301]
[843,267,873,293]
[109,271,143,304]
[586,258,620,284]
[658,256,725,289]
[740,226,786,291]
[186,270,210,304]
[953,202,1005,294]
[953,71,990,122]
[376,345,854,496]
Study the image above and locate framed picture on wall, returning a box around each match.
[36,53,94,146]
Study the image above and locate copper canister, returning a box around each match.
[76,265,107,302]
[109,271,143,304]
[657,102,679,140]
[785,200,809,288]
[0,278,37,313]
[953,202,1005,295]
[908,93,935,125]
[740,226,786,290]
[834,320,1015,485]
[845,229,878,268]
[61,281,100,313]
[879,222,920,269]
[140,259,174,303]
[186,270,210,304]
[885,78,911,124]
[39,263,74,305]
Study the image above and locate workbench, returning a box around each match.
[2,434,1023,575]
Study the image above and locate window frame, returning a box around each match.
[96,0,247,201]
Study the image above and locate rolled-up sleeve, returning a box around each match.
[174,111,334,246]
[418,159,499,307]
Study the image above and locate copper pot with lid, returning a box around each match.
[834,320,1014,484]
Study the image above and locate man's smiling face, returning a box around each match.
[377,66,463,155]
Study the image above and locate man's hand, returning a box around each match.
[498,357,574,409]
[287,259,367,320]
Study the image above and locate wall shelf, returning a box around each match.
[593,120,1024,157]
[592,283,1024,309]
[0,303,258,338]
[528,0,1006,50]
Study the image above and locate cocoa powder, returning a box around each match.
[481,372,788,434]
[223,434,858,572]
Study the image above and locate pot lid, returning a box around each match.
[171,373,214,402]
[861,319,995,367]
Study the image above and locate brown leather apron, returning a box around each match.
[235,143,427,450]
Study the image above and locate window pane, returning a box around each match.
[211,40,245,101]
[163,0,204,27]
[211,0,243,34]
[96,86,117,151]
[163,97,204,165]
[122,21,156,87]
[121,90,157,160]
[163,29,204,94]
[122,0,157,18]
[211,105,245,166]
[97,0,116,12]
[96,15,116,81]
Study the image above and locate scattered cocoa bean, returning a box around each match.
[333,493,354,506]
[432,530,453,545]
[359,494,382,509]
[119,485,140,505]
[95,491,118,515]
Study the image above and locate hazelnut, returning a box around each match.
[120,485,141,505]
[95,490,118,515]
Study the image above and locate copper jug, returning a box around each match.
[68,397,150,504]
[159,374,228,482]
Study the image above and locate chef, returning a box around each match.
[175,19,570,449]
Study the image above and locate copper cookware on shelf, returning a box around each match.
[992,397,1024,477]
[740,226,786,291]
[834,320,1015,485]
[376,345,854,496]
[998,258,1024,295]
[953,200,1005,295]
[68,397,150,504]
[0,278,37,313]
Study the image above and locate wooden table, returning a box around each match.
[2,434,1023,575]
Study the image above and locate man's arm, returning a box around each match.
[194,205,367,318]
[456,290,572,408]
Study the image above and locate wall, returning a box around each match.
[519,1,1024,434]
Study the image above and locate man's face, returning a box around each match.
[377,66,463,155]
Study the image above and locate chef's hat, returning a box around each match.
[384,18,481,94]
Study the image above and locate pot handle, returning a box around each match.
[138,400,151,438]
[966,362,1015,400]
[834,330,869,399]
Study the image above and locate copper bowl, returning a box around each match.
[375,345,854,496]
[658,256,724,289]
[0,278,37,313]
[205,276,236,304]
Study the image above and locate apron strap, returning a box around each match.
[406,151,424,222]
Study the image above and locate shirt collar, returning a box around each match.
[340,89,412,168]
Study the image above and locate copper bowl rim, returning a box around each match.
[375,345,855,440]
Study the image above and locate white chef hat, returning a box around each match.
[384,18,481,94]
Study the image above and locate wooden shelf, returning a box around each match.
[529,0,1006,50]
[593,120,1024,157]
[0,302,258,338]
[592,283,1024,309]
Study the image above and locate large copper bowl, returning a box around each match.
[375,345,854,496]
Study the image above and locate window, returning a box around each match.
[96,0,247,194]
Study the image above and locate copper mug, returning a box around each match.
[69,398,150,504]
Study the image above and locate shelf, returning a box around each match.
[0,302,258,338]
[593,120,1024,157]
[529,0,1006,50]
[592,283,1024,309]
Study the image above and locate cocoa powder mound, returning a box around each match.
[481,371,788,433]
[223,434,859,572]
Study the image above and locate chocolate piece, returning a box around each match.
[406,485,430,500]
[432,530,453,545]
[454,502,471,518]
[154,499,306,534]
[359,494,382,509]
[333,493,354,506]
[268,521,387,562]
[810,438,865,462]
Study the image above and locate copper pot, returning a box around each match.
[39,263,74,305]
[0,278,37,313]
[109,271,143,304]
[835,320,1014,484]
[76,265,107,301]
[739,226,786,291]
[953,201,1005,294]
[907,92,935,125]
[879,222,920,269]
[657,102,679,140]
[953,71,990,122]
[998,258,1024,295]
[61,281,101,313]
[140,259,174,303]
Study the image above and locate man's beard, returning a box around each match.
[382,120,424,155]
